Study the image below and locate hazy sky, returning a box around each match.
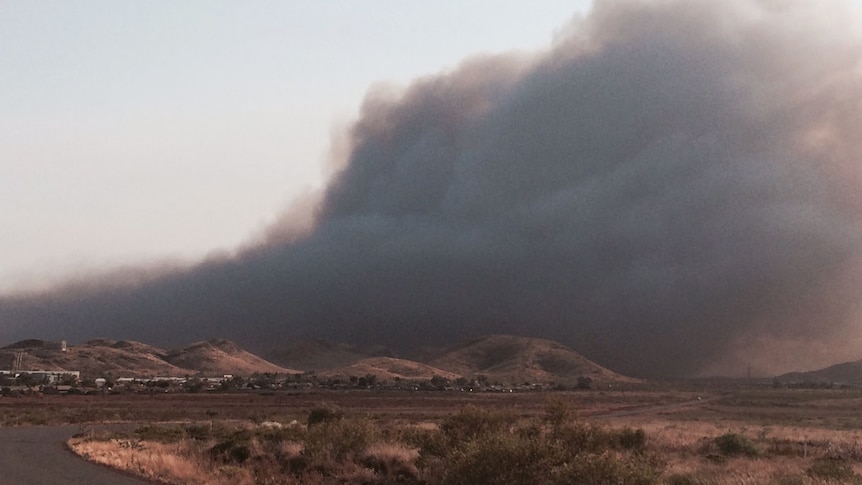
[1,1,589,292]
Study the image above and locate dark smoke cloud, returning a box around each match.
[3,0,862,377]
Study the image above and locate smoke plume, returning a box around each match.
[3,0,862,377]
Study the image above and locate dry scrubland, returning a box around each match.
[5,387,862,484]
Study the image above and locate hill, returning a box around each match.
[265,338,392,372]
[0,338,296,378]
[777,359,862,386]
[318,357,459,382]
[165,339,297,376]
[0,334,637,384]
[429,335,640,386]
[3,339,52,350]
[0,339,184,377]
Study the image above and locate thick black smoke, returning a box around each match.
[3,0,862,377]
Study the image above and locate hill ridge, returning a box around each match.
[0,338,297,378]
[429,334,640,385]
[0,334,638,384]
[777,359,862,385]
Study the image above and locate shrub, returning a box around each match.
[807,456,856,481]
[303,417,379,460]
[773,475,806,485]
[401,427,448,460]
[556,422,617,454]
[713,432,759,457]
[307,403,344,426]
[441,430,564,485]
[544,397,574,433]
[283,454,310,475]
[576,376,593,390]
[617,427,647,452]
[258,424,306,444]
[767,438,803,456]
[360,443,421,484]
[439,405,516,445]
[210,436,252,464]
[134,425,185,444]
[664,474,696,485]
[550,451,663,485]
[430,404,662,485]
[184,424,214,441]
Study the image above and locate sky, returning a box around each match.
[3,0,862,378]
[0,1,590,292]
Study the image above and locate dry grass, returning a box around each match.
[63,388,862,484]
[599,416,862,484]
[68,437,247,485]
[364,442,419,463]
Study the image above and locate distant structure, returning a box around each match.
[0,338,78,384]
[0,369,80,383]
[12,352,24,372]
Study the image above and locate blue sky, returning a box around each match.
[1,1,590,291]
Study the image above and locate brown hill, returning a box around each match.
[3,339,51,350]
[0,338,297,378]
[429,335,640,385]
[777,360,862,385]
[265,338,392,372]
[0,339,185,377]
[165,339,298,376]
[318,357,459,382]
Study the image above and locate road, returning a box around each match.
[0,426,151,485]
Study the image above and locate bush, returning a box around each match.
[664,474,697,485]
[430,404,662,485]
[557,422,617,454]
[209,434,253,464]
[307,403,344,426]
[713,432,759,457]
[439,405,516,445]
[134,425,185,443]
[544,397,574,433]
[184,424,215,441]
[254,422,306,445]
[767,438,803,456]
[617,427,647,452]
[303,417,380,460]
[359,444,421,484]
[807,456,856,481]
[441,431,564,485]
[551,451,663,485]
[401,427,448,461]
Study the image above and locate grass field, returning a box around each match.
[5,385,862,483]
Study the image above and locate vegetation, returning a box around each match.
[69,399,663,484]
[807,457,858,481]
[0,385,852,484]
[712,432,760,457]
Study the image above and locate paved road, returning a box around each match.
[0,426,151,485]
